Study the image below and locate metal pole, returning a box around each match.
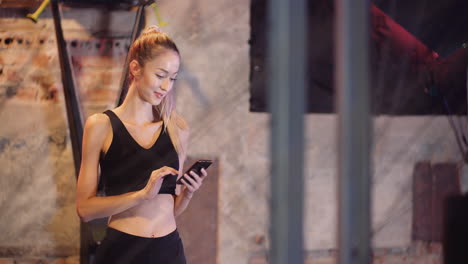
[51,0,84,176]
[51,2,91,263]
[268,0,306,263]
[335,0,372,263]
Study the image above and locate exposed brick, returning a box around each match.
[64,256,79,264]
[0,67,25,84]
[83,88,118,103]
[414,255,442,264]
[0,66,7,84]
[372,248,389,257]
[374,255,414,264]
[428,242,442,255]
[0,51,32,66]
[0,33,48,49]
[0,258,15,264]
[31,54,58,68]
[29,71,57,87]
[412,241,429,256]
[65,39,129,57]
[98,70,122,87]
[253,235,266,245]
[372,256,385,264]
[77,70,123,93]
[0,85,18,98]
[15,87,38,101]
[248,255,267,264]
[306,257,336,264]
[15,259,44,264]
[72,55,126,69]
[42,258,66,264]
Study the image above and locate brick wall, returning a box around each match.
[0,7,134,261]
[0,256,79,264]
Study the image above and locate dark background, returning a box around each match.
[249,0,468,115]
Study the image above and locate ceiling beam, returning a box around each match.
[0,0,43,8]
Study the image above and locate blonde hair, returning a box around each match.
[128,25,187,156]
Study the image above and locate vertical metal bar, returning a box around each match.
[268,0,306,263]
[116,5,146,106]
[51,2,90,264]
[335,0,372,263]
[51,0,84,175]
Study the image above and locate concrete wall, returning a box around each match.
[0,1,464,264]
[303,115,460,249]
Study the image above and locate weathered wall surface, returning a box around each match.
[0,6,133,258]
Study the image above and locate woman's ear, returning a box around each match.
[129,60,142,79]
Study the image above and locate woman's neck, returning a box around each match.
[118,83,161,125]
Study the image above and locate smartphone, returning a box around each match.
[176,160,213,184]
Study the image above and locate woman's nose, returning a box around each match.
[160,78,169,91]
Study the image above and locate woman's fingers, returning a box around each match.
[182,169,210,195]
[153,167,178,179]
[142,166,180,200]
[161,166,178,175]
[181,179,195,192]
[191,171,203,181]
[191,171,206,186]
[185,173,199,188]
[199,168,208,179]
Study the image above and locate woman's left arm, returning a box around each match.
[173,116,208,217]
[174,168,208,217]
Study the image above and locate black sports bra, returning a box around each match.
[98,110,179,196]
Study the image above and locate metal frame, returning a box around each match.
[267,0,306,263]
[51,0,84,176]
[51,1,91,263]
[335,0,372,263]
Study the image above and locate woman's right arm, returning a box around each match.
[75,114,177,222]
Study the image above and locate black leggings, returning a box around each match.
[93,227,186,264]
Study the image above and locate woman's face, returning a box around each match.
[133,49,180,105]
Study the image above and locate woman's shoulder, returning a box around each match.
[84,112,112,134]
[81,112,113,152]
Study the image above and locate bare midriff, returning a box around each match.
[107,194,176,238]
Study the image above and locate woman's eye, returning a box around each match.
[170,78,177,81]
[156,74,164,79]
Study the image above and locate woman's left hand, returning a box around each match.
[181,168,208,198]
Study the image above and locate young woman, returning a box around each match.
[75,25,207,263]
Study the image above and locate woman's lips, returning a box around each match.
[154,92,164,98]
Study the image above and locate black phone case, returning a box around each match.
[176,160,212,184]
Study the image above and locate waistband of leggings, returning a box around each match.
[106,226,180,242]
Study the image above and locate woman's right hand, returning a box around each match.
[140,166,179,200]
